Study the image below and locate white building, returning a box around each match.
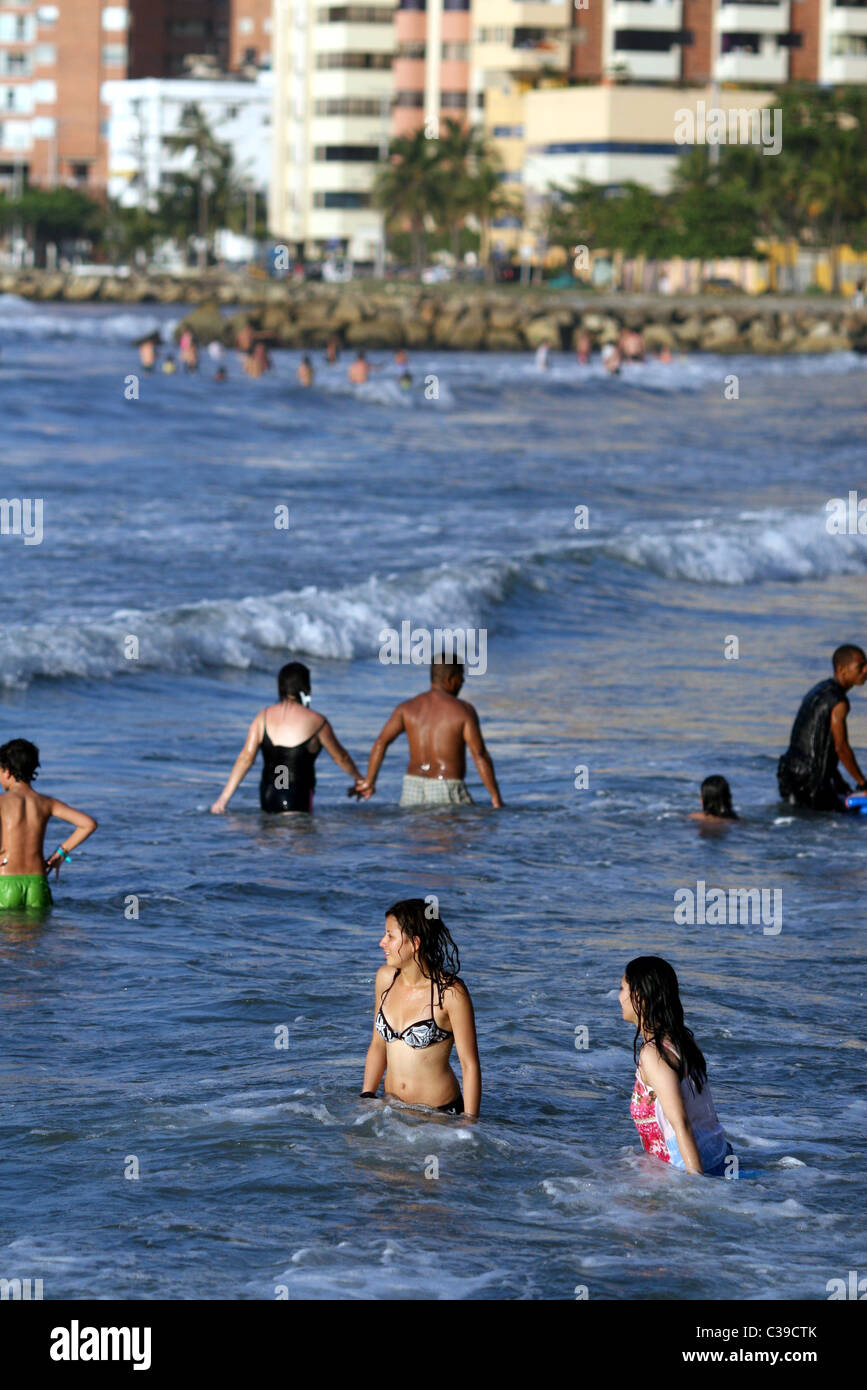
[269,0,394,264]
[101,72,273,209]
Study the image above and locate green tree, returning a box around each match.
[371,126,445,273]
[159,103,247,266]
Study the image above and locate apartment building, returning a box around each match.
[393,0,470,137]
[0,1,229,194]
[571,0,867,87]
[229,0,273,70]
[270,0,395,260]
[102,71,272,208]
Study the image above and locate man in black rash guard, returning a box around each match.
[777,645,867,811]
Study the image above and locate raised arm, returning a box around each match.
[831,700,866,789]
[316,720,364,791]
[44,799,98,876]
[361,967,389,1097]
[210,713,263,814]
[446,981,481,1117]
[463,704,503,808]
[356,704,406,799]
[642,1046,702,1175]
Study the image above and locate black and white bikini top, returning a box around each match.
[375,970,454,1049]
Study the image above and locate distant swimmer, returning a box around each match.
[162,355,177,375]
[361,898,481,1117]
[179,330,198,373]
[137,334,158,371]
[297,354,314,387]
[210,661,364,815]
[619,956,733,1176]
[394,347,409,368]
[356,656,503,808]
[326,335,341,364]
[244,341,272,378]
[398,371,412,392]
[214,365,228,383]
[777,644,867,811]
[535,339,551,371]
[688,775,739,826]
[618,327,645,363]
[575,331,592,365]
[601,342,621,376]
[348,350,369,385]
[656,346,673,364]
[0,739,98,911]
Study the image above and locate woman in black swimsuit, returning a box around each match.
[361,898,481,1117]
[210,662,364,814]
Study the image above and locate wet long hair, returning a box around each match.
[625,956,707,1091]
[386,898,461,1007]
[700,775,737,819]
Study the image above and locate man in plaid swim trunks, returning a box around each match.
[356,657,503,809]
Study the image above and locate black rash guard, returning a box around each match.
[777,678,848,810]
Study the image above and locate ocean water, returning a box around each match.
[0,295,865,1300]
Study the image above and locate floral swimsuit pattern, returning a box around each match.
[630,1066,671,1163]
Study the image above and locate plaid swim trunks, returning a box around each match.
[399,775,474,807]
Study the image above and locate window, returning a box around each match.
[169,20,207,36]
[314,97,383,116]
[102,6,128,30]
[313,191,371,208]
[441,43,468,60]
[0,50,31,75]
[440,91,467,108]
[35,43,56,65]
[102,43,128,66]
[394,90,424,107]
[0,13,35,39]
[37,3,59,20]
[317,6,394,19]
[398,42,425,58]
[72,161,90,181]
[34,78,56,103]
[238,16,253,32]
[226,104,239,118]
[314,144,380,161]
[315,51,391,68]
[492,124,523,138]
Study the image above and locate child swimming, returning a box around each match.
[688,774,738,824]
[0,739,98,911]
[619,956,733,1176]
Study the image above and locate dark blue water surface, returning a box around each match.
[0,296,865,1299]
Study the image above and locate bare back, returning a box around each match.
[402,689,473,779]
[0,785,54,874]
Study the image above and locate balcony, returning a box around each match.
[610,46,682,79]
[717,2,790,35]
[611,1,683,31]
[475,36,570,72]
[828,6,867,36]
[716,46,788,81]
[825,52,867,79]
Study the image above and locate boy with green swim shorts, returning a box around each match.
[0,739,98,910]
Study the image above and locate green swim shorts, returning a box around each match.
[399,775,473,807]
[0,874,53,910]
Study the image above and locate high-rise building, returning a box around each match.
[270,0,395,261]
[0,1,230,195]
[229,0,273,71]
[393,0,471,137]
[570,0,867,87]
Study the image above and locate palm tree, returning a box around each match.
[160,104,245,267]
[372,127,445,273]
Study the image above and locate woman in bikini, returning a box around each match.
[361,899,481,1117]
[210,661,363,814]
[619,956,733,1176]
